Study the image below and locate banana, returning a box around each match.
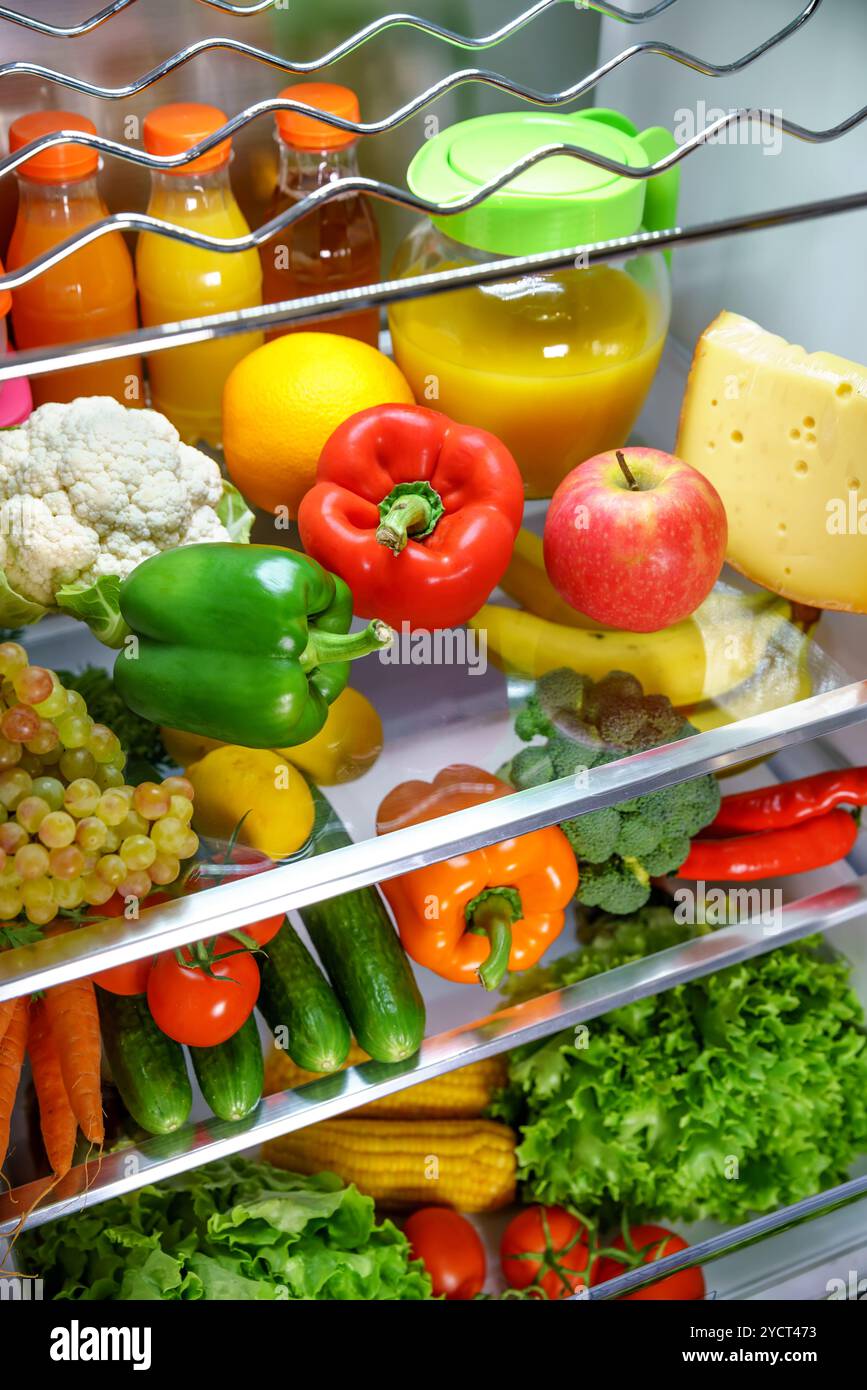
[684,610,816,732]
[471,587,806,710]
[497,528,608,630]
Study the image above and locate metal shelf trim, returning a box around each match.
[0,679,864,1003]
[3,187,867,378]
[2,875,864,1235]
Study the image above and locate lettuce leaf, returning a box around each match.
[18,1157,433,1302]
[493,908,867,1224]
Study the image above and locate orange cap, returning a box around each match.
[275,83,361,151]
[8,110,99,184]
[0,257,11,319]
[143,103,231,175]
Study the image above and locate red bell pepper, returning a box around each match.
[297,404,524,631]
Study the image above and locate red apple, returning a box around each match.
[543,447,728,632]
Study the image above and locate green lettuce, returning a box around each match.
[492,908,867,1224]
[17,1157,433,1301]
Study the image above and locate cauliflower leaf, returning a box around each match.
[55,575,131,649]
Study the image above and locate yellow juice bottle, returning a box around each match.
[136,103,263,447]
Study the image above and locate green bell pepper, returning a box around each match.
[113,544,392,749]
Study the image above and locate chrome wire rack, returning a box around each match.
[0,0,683,41]
[0,0,851,315]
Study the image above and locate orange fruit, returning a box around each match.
[221,332,415,516]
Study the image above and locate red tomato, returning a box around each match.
[595,1224,705,1301]
[501,1205,594,1300]
[87,892,170,995]
[147,933,260,1045]
[186,849,283,946]
[404,1207,486,1300]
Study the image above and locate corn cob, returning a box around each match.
[263,1118,517,1212]
[264,1043,508,1120]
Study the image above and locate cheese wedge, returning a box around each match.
[676,311,867,612]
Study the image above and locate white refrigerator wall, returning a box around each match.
[597,0,867,363]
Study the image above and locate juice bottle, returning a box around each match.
[0,259,32,426]
[260,83,381,346]
[136,103,263,447]
[6,110,143,408]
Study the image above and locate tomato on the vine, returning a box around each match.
[87,891,170,995]
[147,933,260,1045]
[501,1205,595,1300]
[404,1207,486,1300]
[186,847,283,946]
[596,1224,705,1301]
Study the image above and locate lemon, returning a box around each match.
[222,332,415,516]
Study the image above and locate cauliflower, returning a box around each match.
[0,397,248,614]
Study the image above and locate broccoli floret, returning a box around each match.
[576,856,651,914]
[593,677,688,752]
[634,775,721,843]
[535,668,590,723]
[641,836,692,877]
[508,744,555,789]
[562,806,622,864]
[514,696,553,743]
[510,668,721,914]
[548,735,599,779]
[613,812,661,859]
[516,669,607,746]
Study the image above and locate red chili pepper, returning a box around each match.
[709,768,867,835]
[678,809,858,882]
[297,403,524,631]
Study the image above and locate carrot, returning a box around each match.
[0,997,28,1169]
[0,998,16,1048]
[29,999,78,1178]
[43,979,104,1147]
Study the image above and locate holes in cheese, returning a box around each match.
[676,311,867,613]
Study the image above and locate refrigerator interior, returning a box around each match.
[0,0,865,1302]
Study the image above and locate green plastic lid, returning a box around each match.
[408,108,680,256]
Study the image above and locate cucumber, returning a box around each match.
[297,783,426,1063]
[189,1014,264,1121]
[258,918,351,1073]
[96,987,192,1135]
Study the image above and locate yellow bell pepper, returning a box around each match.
[162,686,383,787]
[277,686,382,785]
[186,745,314,860]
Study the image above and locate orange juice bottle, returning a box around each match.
[136,103,263,448]
[260,83,381,346]
[6,110,143,408]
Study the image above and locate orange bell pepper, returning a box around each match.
[377,766,578,990]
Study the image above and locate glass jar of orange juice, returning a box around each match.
[388,109,679,499]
